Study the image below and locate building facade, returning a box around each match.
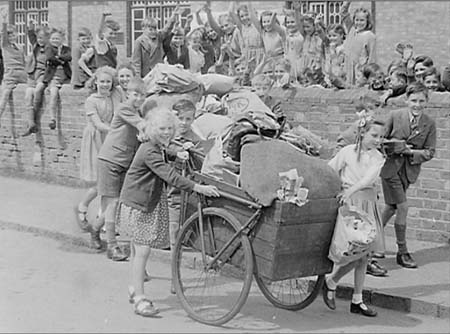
[0,1,448,74]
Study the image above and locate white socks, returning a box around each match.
[352,293,363,304]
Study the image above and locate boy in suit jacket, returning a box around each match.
[380,82,436,269]
[90,77,147,261]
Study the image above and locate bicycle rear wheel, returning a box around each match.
[172,207,254,326]
[254,271,324,311]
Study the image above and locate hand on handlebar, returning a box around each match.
[176,151,190,161]
[194,184,220,197]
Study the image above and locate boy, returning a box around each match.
[380,82,436,269]
[167,99,202,293]
[90,77,147,261]
[71,27,95,89]
[132,7,179,78]
[94,12,120,69]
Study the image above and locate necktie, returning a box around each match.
[410,115,418,133]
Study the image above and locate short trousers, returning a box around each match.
[97,159,127,198]
[381,166,410,205]
[48,67,67,89]
[27,69,45,88]
[2,69,27,90]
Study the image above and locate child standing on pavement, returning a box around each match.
[90,77,147,262]
[22,20,50,136]
[323,115,385,317]
[0,9,27,129]
[117,108,219,317]
[76,66,123,231]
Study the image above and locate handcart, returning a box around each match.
[171,167,339,326]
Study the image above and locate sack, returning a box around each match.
[225,111,281,162]
[196,73,235,97]
[328,205,377,266]
[222,89,275,120]
[143,63,201,95]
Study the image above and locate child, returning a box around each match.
[90,77,147,262]
[422,67,445,92]
[186,29,206,74]
[116,62,135,98]
[380,82,436,269]
[233,57,251,86]
[131,9,178,78]
[0,10,27,129]
[273,58,291,88]
[411,55,433,84]
[22,20,49,136]
[163,26,190,69]
[33,27,72,130]
[117,108,219,317]
[76,66,123,231]
[94,12,120,69]
[323,24,346,89]
[167,99,202,294]
[341,2,376,86]
[323,115,385,317]
[360,63,385,90]
[298,14,325,78]
[284,4,304,84]
[260,10,285,58]
[71,27,95,89]
[229,1,264,74]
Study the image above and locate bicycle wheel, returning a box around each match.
[254,270,324,311]
[172,207,254,326]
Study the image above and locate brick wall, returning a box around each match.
[0,84,449,243]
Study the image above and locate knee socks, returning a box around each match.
[395,223,408,254]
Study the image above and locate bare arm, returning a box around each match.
[340,1,352,32]
[228,1,242,31]
[204,4,222,36]
[247,2,262,33]
[78,47,95,77]
[195,8,204,26]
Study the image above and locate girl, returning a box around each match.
[260,11,286,59]
[412,55,434,83]
[22,20,50,136]
[34,27,72,130]
[0,10,27,129]
[323,115,385,317]
[298,14,325,79]
[163,26,190,69]
[229,1,264,73]
[422,66,445,92]
[323,24,346,89]
[284,5,304,84]
[341,2,376,86]
[76,66,123,231]
[116,62,135,98]
[273,58,292,88]
[186,29,206,74]
[117,108,219,317]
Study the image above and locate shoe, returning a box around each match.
[22,125,38,137]
[372,252,385,259]
[350,302,377,317]
[366,260,388,277]
[134,297,160,317]
[106,245,128,261]
[396,253,418,268]
[74,206,89,232]
[128,286,136,304]
[322,280,336,310]
[49,119,56,130]
[89,227,102,250]
[144,270,151,283]
[170,280,176,295]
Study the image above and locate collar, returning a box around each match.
[408,110,422,122]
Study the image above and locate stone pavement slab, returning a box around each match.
[0,175,449,318]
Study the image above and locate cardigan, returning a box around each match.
[120,140,196,213]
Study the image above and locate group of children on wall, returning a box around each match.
[0,1,443,320]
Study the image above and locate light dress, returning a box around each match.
[79,88,123,182]
[328,144,386,254]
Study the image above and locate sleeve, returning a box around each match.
[27,26,37,46]
[84,96,97,117]
[131,39,142,78]
[328,146,347,174]
[144,146,196,192]
[383,111,394,139]
[118,105,145,131]
[410,120,436,165]
[366,32,377,64]
[94,34,109,55]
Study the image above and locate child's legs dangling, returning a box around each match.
[48,86,60,128]
[0,86,13,121]
[33,82,46,114]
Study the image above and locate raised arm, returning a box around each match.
[247,1,262,33]
[340,1,352,32]
[1,9,8,48]
[161,5,180,36]
[78,47,95,77]
[27,19,38,45]
[195,8,205,26]
[228,1,242,31]
[204,3,222,36]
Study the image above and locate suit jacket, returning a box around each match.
[97,103,145,168]
[43,44,72,83]
[380,108,436,184]
[132,33,166,78]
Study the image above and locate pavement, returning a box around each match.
[0,174,449,320]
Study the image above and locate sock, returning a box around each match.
[326,276,337,290]
[352,293,363,304]
[395,224,408,254]
[105,220,117,246]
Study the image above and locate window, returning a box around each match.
[12,1,49,54]
[286,1,343,25]
[130,1,190,50]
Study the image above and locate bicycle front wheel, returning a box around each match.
[172,207,254,326]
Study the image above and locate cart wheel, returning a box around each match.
[254,270,324,311]
[172,207,254,326]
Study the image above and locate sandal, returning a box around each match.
[134,296,160,317]
[74,206,89,232]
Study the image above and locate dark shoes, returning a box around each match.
[367,260,388,277]
[49,119,56,130]
[107,245,128,261]
[397,252,418,268]
[350,302,378,317]
[22,125,38,137]
[372,252,385,259]
[322,280,336,310]
[89,227,102,250]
